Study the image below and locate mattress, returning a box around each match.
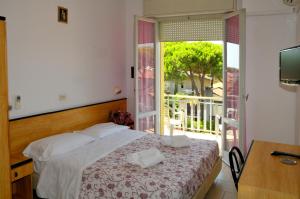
[35,130,219,199]
[79,134,219,199]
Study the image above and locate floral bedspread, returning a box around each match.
[79,134,219,199]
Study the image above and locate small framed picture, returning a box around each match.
[58,6,68,24]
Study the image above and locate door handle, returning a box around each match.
[243,94,249,101]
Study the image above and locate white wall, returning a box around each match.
[124,0,143,117]
[243,0,291,14]
[0,0,127,119]
[243,0,297,146]
[144,0,235,16]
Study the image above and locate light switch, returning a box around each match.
[15,95,21,110]
[114,87,122,95]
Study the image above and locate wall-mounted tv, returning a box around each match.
[280,45,300,85]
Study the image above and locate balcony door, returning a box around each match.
[135,17,160,133]
[222,9,246,163]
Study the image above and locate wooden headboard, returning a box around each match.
[9,98,127,156]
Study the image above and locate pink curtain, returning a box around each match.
[138,116,155,133]
[137,20,156,132]
[226,15,240,121]
[138,21,155,44]
[225,68,240,150]
[226,68,240,120]
[225,15,241,149]
[226,15,239,45]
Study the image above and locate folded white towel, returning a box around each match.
[127,147,165,168]
[161,135,190,148]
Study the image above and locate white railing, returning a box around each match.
[164,94,223,134]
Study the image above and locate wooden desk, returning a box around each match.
[238,140,300,199]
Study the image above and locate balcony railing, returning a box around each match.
[164,94,223,134]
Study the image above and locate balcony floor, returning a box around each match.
[163,125,222,153]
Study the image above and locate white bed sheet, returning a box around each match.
[36,129,146,199]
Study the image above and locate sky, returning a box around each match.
[210,41,240,69]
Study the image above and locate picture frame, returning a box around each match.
[58,6,68,24]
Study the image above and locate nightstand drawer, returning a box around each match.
[11,162,33,182]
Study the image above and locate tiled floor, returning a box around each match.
[205,163,237,199]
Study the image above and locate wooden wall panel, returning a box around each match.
[9,99,127,156]
[0,18,12,199]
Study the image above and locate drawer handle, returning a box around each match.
[14,172,18,178]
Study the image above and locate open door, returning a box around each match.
[135,17,160,134]
[222,9,246,164]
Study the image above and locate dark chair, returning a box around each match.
[229,146,245,190]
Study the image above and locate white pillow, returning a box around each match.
[23,133,95,161]
[91,122,115,128]
[81,123,129,139]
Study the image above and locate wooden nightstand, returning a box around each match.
[10,154,33,199]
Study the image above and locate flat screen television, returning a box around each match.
[280,45,300,85]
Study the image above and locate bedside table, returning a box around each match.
[10,154,33,199]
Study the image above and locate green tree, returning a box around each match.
[164,41,223,96]
[192,42,223,96]
[164,42,188,94]
[164,42,200,95]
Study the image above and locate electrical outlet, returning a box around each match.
[59,95,67,101]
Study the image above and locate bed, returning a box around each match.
[9,99,222,199]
